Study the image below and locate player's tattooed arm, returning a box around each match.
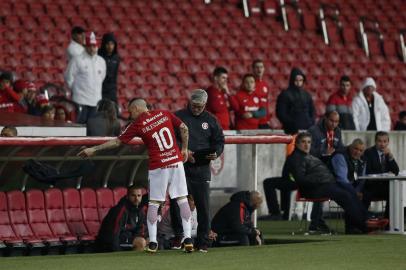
[179,123,189,162]
[179,123,189,151]
[78,138,122,158]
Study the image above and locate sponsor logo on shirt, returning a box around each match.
[161,155,179,163]
[244,106,260,111]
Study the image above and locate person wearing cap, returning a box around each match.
[352,77,391,131]
[65,31,107,124]
[98,33,120,104]
[169,89,225,252]
[66,26,86,61]
[14,80,39,115]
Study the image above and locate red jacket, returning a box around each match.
[206,85,235,130]
[0,86,25,113]
[231,90,265,130]
[255,79,270,126]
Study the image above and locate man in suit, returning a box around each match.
[362,131,399,218]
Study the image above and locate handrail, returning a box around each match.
[279,0,301,31]
[319,3,341,45]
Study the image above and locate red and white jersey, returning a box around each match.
[255,79,270,125]
[118,110,183,170]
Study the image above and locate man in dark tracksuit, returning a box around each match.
[96,185,146,252]
[211,191,263,246]
[284,132,368,234]
[170,89,224,252]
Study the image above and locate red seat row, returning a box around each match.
[0,187,127,255]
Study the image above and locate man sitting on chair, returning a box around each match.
[284,132,369,234]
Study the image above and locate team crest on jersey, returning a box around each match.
[253,97,259,103]
[263,86,268,93]
[202,122,209,130]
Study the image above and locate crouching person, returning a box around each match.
[211,191,263,246]
[96,185,146,252]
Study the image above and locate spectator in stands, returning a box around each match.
[276,67,315,134]
[170,89,224,252]
[326,75,355,130]
[252,59,271,129]
[41,105,56,121]
[231,74,265,130]
[0,71,25,113]
[206,67,235,130]
[394,110,406,130]
[96,185,146,252]
[98,33,120,105]
[362,131,399,219]
[54,105,69,122]
[352,77,391,131]
[283,132,369,234]
[330,138,367,233]
[66,26,86,61]
[211,191,263,246]
[87,99,121,136]
[13,80,39,115]
[1,126,17,137]
[65,32,107,124]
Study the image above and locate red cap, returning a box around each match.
[36,94,49,106]
[85,32,97,46]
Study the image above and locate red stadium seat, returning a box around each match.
[79,188,100,236]
[44,189,78,242]
[6,191,44,247]
[62,188,93,240]
[26,190,62,245]
[0,191,25,248]
[95,188,115,221]
[113,187,127,205]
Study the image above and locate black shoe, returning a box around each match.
[146,242,158,253]
[183,238,193,253]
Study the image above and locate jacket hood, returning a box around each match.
[230,191,253,210]
[360,77,376,91]
[98,33,118,57]
[288,67,306,89]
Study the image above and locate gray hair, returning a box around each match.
[190,89,208,104]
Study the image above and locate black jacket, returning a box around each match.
[96,197,145,252]
[308,118,344,159]
[98,33,120,102]
[283,148,335,198]
[211,191,256,236]
[394,121,406,130]
[175,107,225,181]
[276,68,315,134]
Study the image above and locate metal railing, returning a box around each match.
[319,3,341,45]
[359,16,383,57]
[279,0,301,31]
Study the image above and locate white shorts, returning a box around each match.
[148,161,188,201]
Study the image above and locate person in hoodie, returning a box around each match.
[231,74,266,130]
[276,67,315,135]
[98,33,120,104]
[352,77,391,131]
[211,191,263,246]
[394,111,406,130]
[96,185,146,252]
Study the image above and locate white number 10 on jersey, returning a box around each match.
[152,127,174,151]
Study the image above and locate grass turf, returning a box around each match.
[1,220,406,270]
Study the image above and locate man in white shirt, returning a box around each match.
[66,26,86,61]
[65,32,106,124]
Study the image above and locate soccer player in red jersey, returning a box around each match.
[252,60,271,129]
[78,98,194,253]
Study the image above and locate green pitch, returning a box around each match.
[1,220,406,270]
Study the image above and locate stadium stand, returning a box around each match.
[1,0,405,127]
